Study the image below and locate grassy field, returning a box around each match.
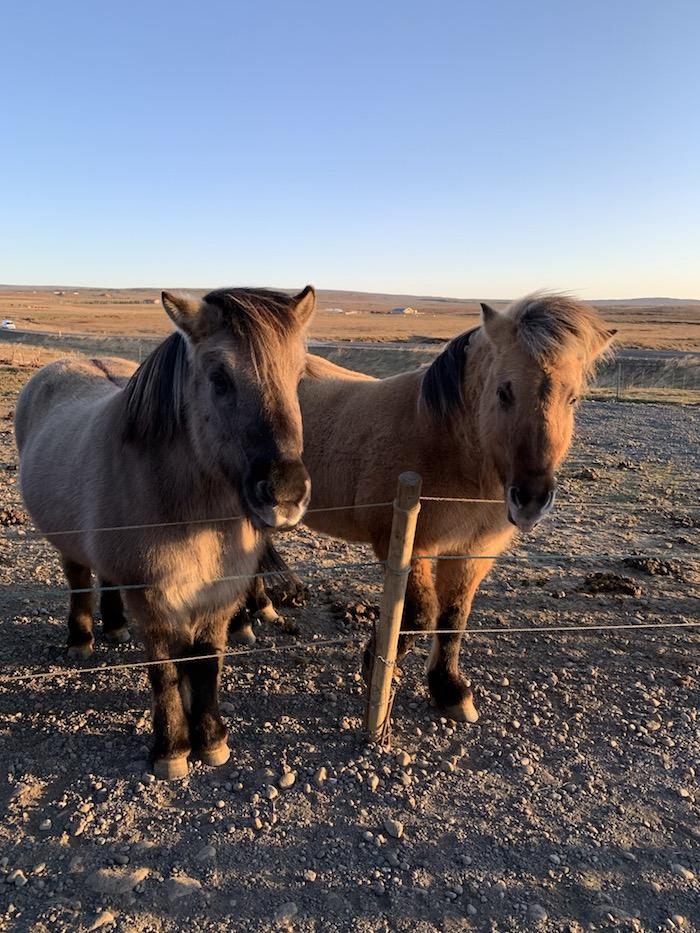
[1,286,699,350]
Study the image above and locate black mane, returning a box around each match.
[420,328,476,418]
[122,332,189,443]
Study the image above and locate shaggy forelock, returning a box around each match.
[506,292,612,369]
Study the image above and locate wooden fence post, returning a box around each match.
[365,471,422,745]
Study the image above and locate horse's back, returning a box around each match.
[15,356,126,452]
[304,354,375,382]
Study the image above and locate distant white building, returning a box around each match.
[325,307,346,315]
[390,306,419,315]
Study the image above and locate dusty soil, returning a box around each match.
[0,362,698,932]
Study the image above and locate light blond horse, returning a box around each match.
[238,294,615,722]
[15,286,315,778]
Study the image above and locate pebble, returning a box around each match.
[265,785,279,801]
[368,774,380,792]
[372,880,386,896]
[383,818,404,839]
[672,863,695,882]
[395,751,412,767]
[670,916,686,929]
[303,870,317,882]
[39,819,52,831]
[7,870,28,888]
[86,867,149,896]
[196,845,216,862]
[88,911,116,931]
[530,904,548,922]
[278,771,296,790]
[312,767,328,786]
[164,876,202,902]
[274,902,298,923]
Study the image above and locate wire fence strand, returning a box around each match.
[0,620,697,686]
[4,492,698,543]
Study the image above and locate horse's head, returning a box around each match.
[478,294,616,532]
[161,286,315,529]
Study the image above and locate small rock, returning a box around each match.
[8,870,28,888]
[395,751,412,767]
[196,845,216,862]
[312,767,328,787]
[383,818,404,839]
[672,863,695,882]
[164,876,202,902]
[265,785,279,801]
[86,867,149,896]
[88,911,116,931]
[530,904,548,922]
[39,819,52,831]
[368,774,380,792]
[278,771,296,790]
[303,870,317,882]
[670,916,686,929]
[372,880,386,896]
[275,901,298,923]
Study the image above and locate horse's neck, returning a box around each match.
[107,392,243,522]
[415,345,501,497]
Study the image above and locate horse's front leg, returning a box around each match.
[428,554,495,723]
[362,557,438,681]
[183,610,230,768]
[141,632,192,780]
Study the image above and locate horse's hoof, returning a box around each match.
[67,642,94,660]
[105,626,131,645]
[153,756,189,780]
[443,696,479,723]
[255,603,279,625]
[230,623,256,646]
[198,743,231,767]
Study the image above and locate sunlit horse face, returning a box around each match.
[478,303,614,532]
[162,287,314,529]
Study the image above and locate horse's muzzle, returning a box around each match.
[245,459,311,530]
[507,484,556,533]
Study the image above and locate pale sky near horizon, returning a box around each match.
[2,0,699,299]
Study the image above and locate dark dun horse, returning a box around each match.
[235,294,615,722]
[15,286,315,778]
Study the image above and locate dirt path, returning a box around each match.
[0,374,698,931]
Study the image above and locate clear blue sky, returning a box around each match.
[2,0,698,298]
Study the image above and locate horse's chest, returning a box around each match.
[157,526,260,617]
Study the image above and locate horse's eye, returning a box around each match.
[497,384,513,408]
[569,396,578,406]
[210,369,233,397]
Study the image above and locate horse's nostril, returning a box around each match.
[509,486,523,509]
[255,480,274,504]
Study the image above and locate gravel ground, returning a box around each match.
[0,378,698,932]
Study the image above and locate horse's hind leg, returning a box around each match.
[184,611,230,767]
[62,558,95,659]
[99,583,131,644]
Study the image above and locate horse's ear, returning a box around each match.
[161,291,200,339]
[291,285,316,327]
[480,302,513,346]
[592,328,618,358]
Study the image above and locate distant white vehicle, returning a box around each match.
[1,319,17,330]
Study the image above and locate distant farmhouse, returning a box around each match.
[390,306,419,315]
